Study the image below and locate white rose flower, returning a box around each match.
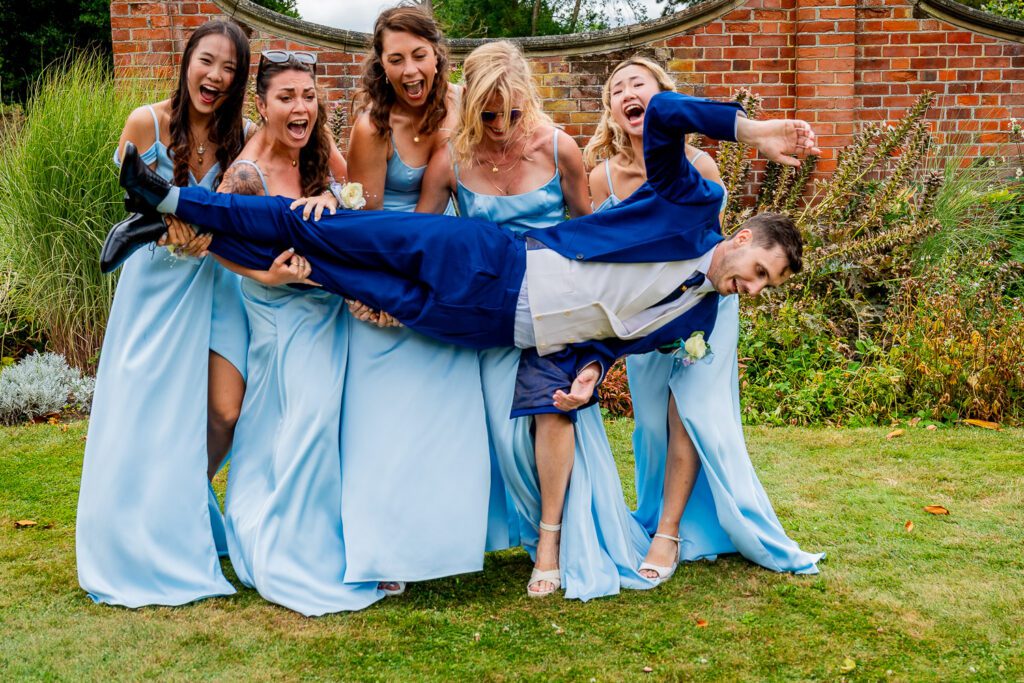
[684,332,707,359]
[340,182,366,210]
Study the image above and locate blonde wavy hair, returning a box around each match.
[584,55,676,167]
[451,41,551,164]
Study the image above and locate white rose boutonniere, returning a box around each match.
[679,331,711,367]
[339,182,366,210]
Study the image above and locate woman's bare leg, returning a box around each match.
[207,351,244,481]
[640,391,699,577]
[530,413,575,593]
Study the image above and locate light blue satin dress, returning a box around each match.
[601,157,824,574]
[220,161,384,615]
[77,106,249,607]
[458,134,655,600]
[338,142,501,583]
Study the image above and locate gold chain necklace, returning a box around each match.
[195,134,209,165]
[477,135,532,188]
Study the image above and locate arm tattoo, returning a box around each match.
[218,164,265,196]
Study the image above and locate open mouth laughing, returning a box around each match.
[402,79,425,99]
[286,118,309,139]
[623,102,645,125]
[198,84,222,105]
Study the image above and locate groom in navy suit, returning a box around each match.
[109,91,816,407]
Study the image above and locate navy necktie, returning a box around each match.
[651,271,706,308]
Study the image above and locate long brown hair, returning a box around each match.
[168,20,251,187]
[354,4,450,140]
[256,57,331,197]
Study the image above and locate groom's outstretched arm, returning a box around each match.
[643,91,744,205]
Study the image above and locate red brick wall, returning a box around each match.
[110,0,1024,176]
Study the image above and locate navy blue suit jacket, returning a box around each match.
[524,91,741,386]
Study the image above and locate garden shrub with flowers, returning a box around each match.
[715,91,1022,425]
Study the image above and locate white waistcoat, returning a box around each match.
[525,247,716,354]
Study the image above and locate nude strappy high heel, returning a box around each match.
[639,532,681,585]
[527,521,562,598]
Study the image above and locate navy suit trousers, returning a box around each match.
[174,187,527,350]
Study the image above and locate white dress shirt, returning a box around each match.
[513,245,717,353]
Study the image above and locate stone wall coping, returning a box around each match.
[213,0,747,57]
[915,0,1024,44]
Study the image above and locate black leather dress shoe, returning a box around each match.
[99,210,167,273]
[119,141,173,210]
[123,191,149,215]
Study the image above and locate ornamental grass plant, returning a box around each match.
[0,55,147,370]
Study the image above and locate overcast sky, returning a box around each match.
[294,0,663,33]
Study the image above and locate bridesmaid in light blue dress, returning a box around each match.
[216,53,384,616]
[420,41,655,600]
[340,8,508,595]
[587,56,823,582]
[76,21,253,607]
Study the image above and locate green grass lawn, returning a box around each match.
[1,420,1022,681]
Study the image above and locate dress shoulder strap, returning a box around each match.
[552,128,560,172]
[145,105,161,140]
[604,159,615,197]
[448,140,460,182]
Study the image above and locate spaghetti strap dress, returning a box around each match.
[76,106,249,607]
[458,133,655,600]
[338,140,499,583]
[220,160,384,615]
[601,156,824,574]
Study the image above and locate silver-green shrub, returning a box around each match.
[0,351,95,425]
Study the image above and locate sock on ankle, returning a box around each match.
[156,187,180,214]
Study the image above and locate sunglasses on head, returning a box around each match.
[481,109,522,124]
[259,50,318,69]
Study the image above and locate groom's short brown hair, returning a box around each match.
[739,212,803,275]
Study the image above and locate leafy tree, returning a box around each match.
[430,0,647,38]
[0,0,111,104]
[980,0,1024,20]
[659,0,703,17]
[250,0,301,20]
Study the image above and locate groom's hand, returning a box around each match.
[736,116,821,168]
[552,362,600,412]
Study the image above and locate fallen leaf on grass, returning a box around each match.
[925,425,937,431]
[695,618,709,628]
[908,417,922,427]
[904,520,914,532]
[472,632,481,642]
[840,657,857,673]
[886,429,905,440]
[924,505,949,515]
[963,418,1002,431]
[60,424,68,432]
[14,520,37,528]
[551,622,564,635]
[642,666,654,674]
